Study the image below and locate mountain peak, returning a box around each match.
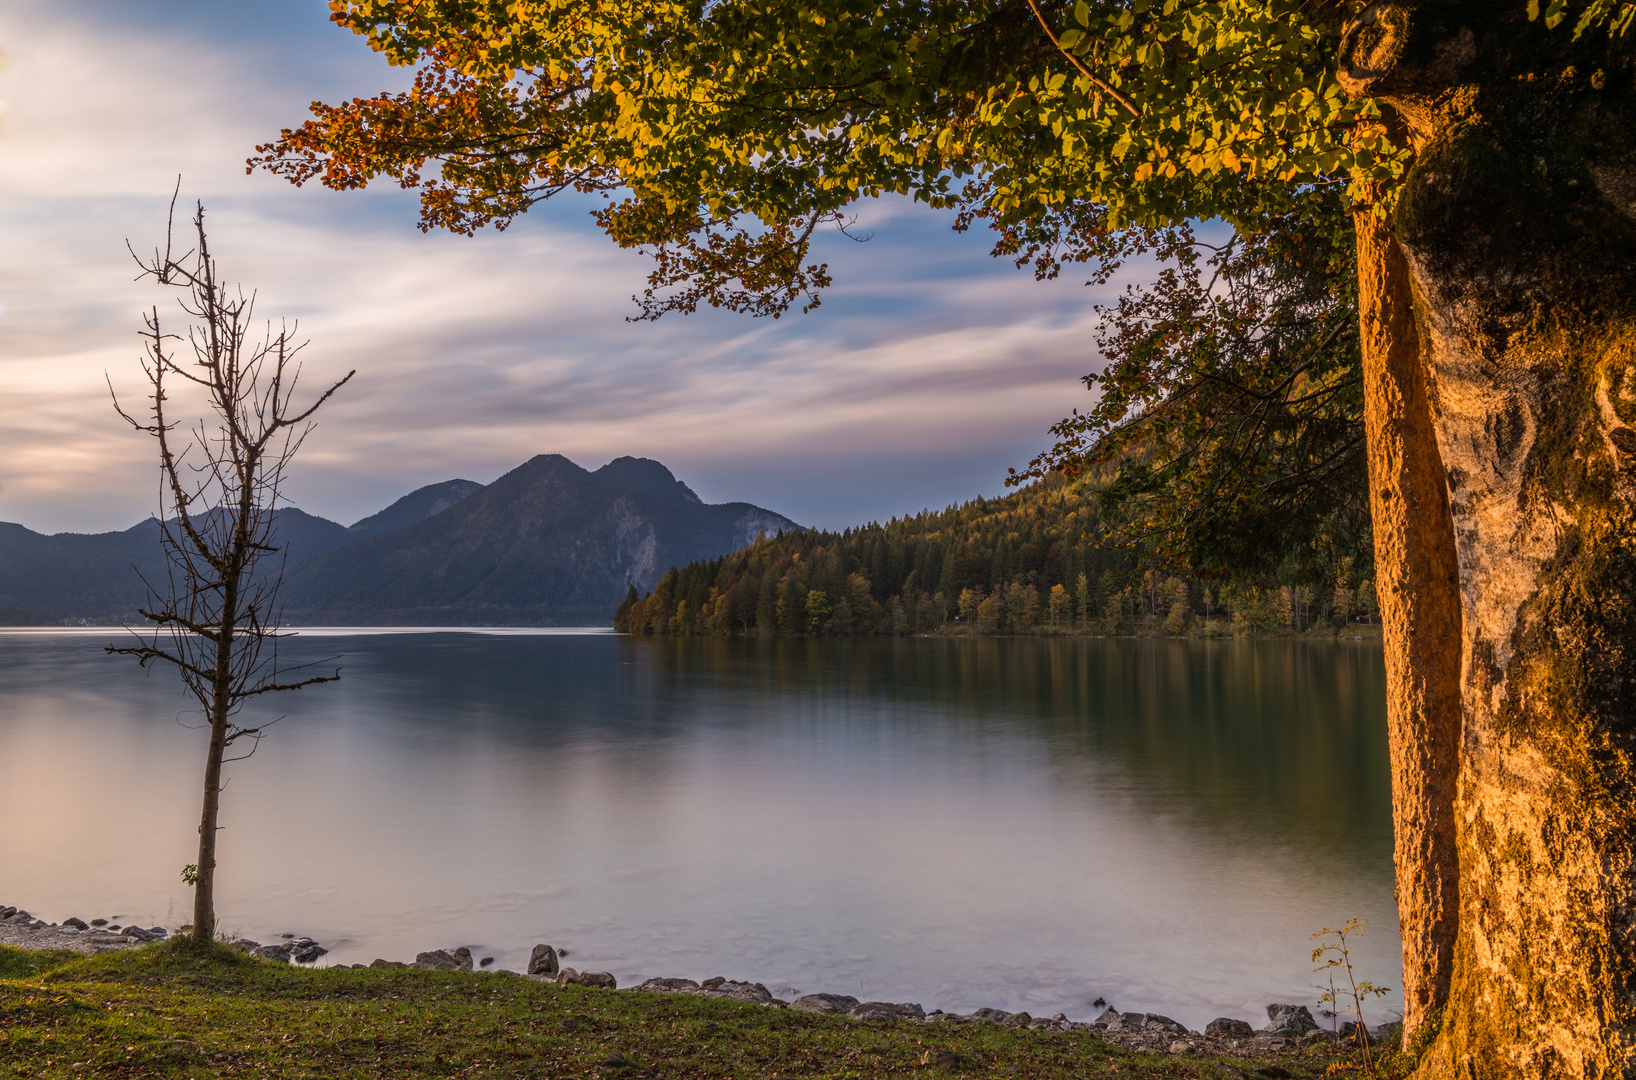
[593,456,702,504]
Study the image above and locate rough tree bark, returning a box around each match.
[1351,200,1465,1041]
[1341,4,1636,1075]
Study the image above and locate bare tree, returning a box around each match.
[109,198,353,943]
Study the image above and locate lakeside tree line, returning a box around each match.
[614,474,1376,639]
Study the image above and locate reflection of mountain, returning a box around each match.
[318,632,1390,863]
[0,455,797,626]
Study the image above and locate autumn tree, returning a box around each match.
[111,202,352,942]
[258,1,1636,1072]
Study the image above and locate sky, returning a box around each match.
[0,0,1134,534]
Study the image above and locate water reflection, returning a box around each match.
[0,631,1396,1030]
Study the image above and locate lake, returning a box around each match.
[0,629,1397,1031]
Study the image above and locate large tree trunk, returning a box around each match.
[1352,204,1465,1041]
[1342,5,1636,1076]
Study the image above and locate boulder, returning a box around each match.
[700,979,775,1004]
[527,944,560,977]
[1206,1018,1257,1039]
[1010,1012,1034,1027]
[369,959,407,969]
[848,1001,926,1022]
[90,918,108,927]
[560,970,616,989]
[256,945,293,963]
[791,993,861,1015]
[970,1008,1015,1024]
[1169,1040,1197,1053]
[291,944,328,964]
[1094,1006,1121,1028]
[451,947,474,971]
[414,950,463,971]
[228,939,261,954]
[1261,1004,1318,1035]
[480,957,494,967]
[634,977,702,993]
[1336,1021,1372,1046]
[0,906,15,919]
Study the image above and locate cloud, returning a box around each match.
[0,0,1128,535]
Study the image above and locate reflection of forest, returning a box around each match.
[318,634,1389,876]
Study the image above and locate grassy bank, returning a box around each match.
[0,941,1402,1079]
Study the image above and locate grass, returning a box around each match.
[0,940,1399,1079]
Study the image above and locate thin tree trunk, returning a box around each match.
[194,696,228,941]
[1351,207,1464,1041]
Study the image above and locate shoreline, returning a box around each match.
[1,904,1394,1061]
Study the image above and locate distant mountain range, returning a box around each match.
[0,456,800,626]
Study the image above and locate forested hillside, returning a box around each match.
[615,474,1377,638]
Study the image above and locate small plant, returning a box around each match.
[1312,920,1391,1067]
[180,864,199,886]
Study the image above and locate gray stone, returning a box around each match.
[1094,1006,1121,1028]
[450,947,474,971]
[527,944,560,977]
[700,979,774,1004]
[291,944,328,964]
[1009,1012,1033,1027]
[369,959,407,969]
[635,977,702,993]
[555,967,580,983]
[480,957,494,967]
[414,950,462,971]
[1143,1014,1188,1034]
[1262,1004,1318,1035]
[573,971,617,989]
[848,1001,926,1022]
[1169,1040,1197,1053]
[89,918,108,927]
[790,993,860,1014]
[0,906,15,919]
[1337,1021,1372,1046]
[256,945,293,963]
[229,939,261,954]
[1206,1018,1256,1039]
[970,1008,1014,1024]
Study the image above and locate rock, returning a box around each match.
[1262,1004,1318,1035]
[698,979,773,1004]
[701,976,727,989]
[848,1001,926,1022]
[1206,1018,1257,1039]
[370,959,407,969]
[528,944,560,977]
[414,950,463,971]
[228,939,261,954]
[178,924,193,933]
[635,977,703,993]
[1169,1040,1197,1053]
[63,917,90,931]
[256,945,293,963]
[1143,1014,1188,1034]
[1375,1021,1403,1049]
[1092,997,1107,1008]
[600,1051,634,1068]
[1052,1013,1067,1023]
[1216,1068,1249,1080]
[1336,1021,1372,1046]
[791,993,861,1014]
[933,1049,963,1069]
[480,957,494,967]
[0,906,15,919]
[1009,1012,1033,1027]
[90,918,108,927]
[291,944,328,964]
[555,967,580,984]
[1094,1006,1121,1028]
[450,947,474,971]
[970,1008,1014,1024]
[573,971,617,989]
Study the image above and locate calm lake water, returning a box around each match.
[0,630,1397,1030]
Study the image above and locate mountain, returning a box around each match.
[0,509,351,623]
[278,455,799,625]
[347,479,484,540]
